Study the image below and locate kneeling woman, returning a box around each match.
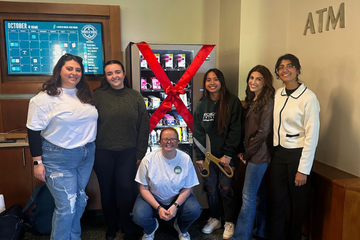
[133,127,202,240]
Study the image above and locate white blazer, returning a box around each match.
[273,84,320,175]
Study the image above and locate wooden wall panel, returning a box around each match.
[343,189,360,240]
[109,6,122,61]
[1,100,29,132]
[0,147,33,208]
[0,102,3,132]
[309,175,345,240]
[306,161,360,240]
[0,1,110,16]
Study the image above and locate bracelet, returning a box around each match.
[173,202,179,209]
[156,205,162,212]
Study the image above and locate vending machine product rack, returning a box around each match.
[125,43,216,159]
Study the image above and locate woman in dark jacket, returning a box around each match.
[232,65,275,240]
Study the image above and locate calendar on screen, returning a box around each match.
[4,21,104,75]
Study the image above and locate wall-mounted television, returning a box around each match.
[4,20,104,75]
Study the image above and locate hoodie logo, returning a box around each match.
[203,112,215,122]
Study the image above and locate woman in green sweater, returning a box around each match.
[93,60,150,240]
[194,68,243,240]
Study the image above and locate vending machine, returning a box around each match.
[125,43,216,207]
[125,43,216,155]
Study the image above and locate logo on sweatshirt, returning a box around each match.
[203,112,215,122]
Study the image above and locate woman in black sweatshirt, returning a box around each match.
[193,68,243,240]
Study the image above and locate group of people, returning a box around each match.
[26,52,319,240]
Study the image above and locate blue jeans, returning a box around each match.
[203,161,238,222]
[42,139,95,240]
[232,162,268,240]
[132,193,202,234]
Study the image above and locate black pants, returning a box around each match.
[270,146,311,240]
[203,160,239,222]
[94,148,138,236]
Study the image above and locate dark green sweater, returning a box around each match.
[193,94,243,160]
[94,87,150,160]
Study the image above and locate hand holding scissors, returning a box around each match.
[194,135,234,178]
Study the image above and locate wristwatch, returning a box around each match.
[33,160,43,165]
[173,202,180,209]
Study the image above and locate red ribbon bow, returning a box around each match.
[136,42,215,132]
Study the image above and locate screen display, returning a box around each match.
[4,20,104,75]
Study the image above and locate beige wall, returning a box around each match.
[238,0,289,100]
[0,0,221,61]
[218,0,241,96]
[286,0,360,176]
[239,0,360,176]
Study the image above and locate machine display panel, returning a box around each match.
[4,20,104,75]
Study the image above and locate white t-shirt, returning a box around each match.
[26,88,98,149]
[135,149,199,205]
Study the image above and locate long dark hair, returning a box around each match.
[202,68,231,135]
[245,65,275,111]
[41,53,94,105]
[95,60,129,91]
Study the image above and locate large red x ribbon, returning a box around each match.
[136,42,215,132]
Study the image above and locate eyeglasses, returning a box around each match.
[277,64,296,72]
[161,138,178,143]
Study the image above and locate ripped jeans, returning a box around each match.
[42,139,95,240]
[203,161,239,222]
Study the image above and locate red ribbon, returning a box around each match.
[136,42,215,132]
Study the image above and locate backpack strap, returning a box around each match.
[23,184,46,213]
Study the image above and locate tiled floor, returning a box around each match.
[22,210,309,240]
[22,210,225,240]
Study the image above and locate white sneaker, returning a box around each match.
[174,219,191,240]
[223,222,235,239]
[202,217,221,234]
[142,218,159,240]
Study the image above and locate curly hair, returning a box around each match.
[244,65,275,112]
[41,53,94,105]
[202,68,231,135]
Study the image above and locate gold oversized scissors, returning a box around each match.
[193,134,234,178]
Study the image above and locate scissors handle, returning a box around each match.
[199,158,210,177]
[205,152,234,178]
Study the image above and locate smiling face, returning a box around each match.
[277,59,299,84]
[205,71,222,97]
[248,71,265,98]
[105,63,125,89]
[160,129,179,153]
[60,60,82,89]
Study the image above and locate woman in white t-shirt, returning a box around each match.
[26,53,98,240]
[133,127,202,240]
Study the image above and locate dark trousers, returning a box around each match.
[270,146,311,240]
[94,148,138,236]
[203,161,239,222]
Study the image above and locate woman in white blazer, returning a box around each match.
[270,54,320,240]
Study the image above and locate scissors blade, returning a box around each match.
[193,137,207,155]
[206,134,211,153]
